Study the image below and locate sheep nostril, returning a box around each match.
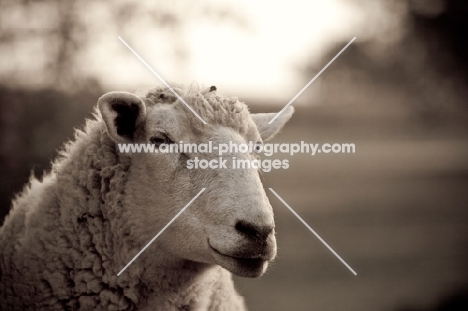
[235,220,274,241]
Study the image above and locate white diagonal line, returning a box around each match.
[117,188,206,276]
[118,36,207,125]
[268,188,357,276]
[268,37,356,124]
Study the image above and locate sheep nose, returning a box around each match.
[235,220,274,241]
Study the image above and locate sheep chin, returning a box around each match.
[209,245,271,278]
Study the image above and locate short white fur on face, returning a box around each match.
[98,86,294,278]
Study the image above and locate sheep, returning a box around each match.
[0,84,294,310]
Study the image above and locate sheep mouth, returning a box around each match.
[208,243,270,278]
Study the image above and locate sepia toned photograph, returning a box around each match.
[0,0,467,310]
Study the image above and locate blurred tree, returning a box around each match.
[300,0,468,124]
[0,0,249,90]
[409,0,468,82]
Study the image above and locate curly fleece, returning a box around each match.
[0,88,248,310]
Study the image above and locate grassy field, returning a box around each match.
[234,105,468,310]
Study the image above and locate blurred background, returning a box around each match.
[1,0,467,310]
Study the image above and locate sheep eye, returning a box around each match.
[254,141,263,152]
[150,133,174,146]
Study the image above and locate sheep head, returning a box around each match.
[98,85,294,278]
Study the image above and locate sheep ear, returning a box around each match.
[251,106,294,141]
[98,91,146,143]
